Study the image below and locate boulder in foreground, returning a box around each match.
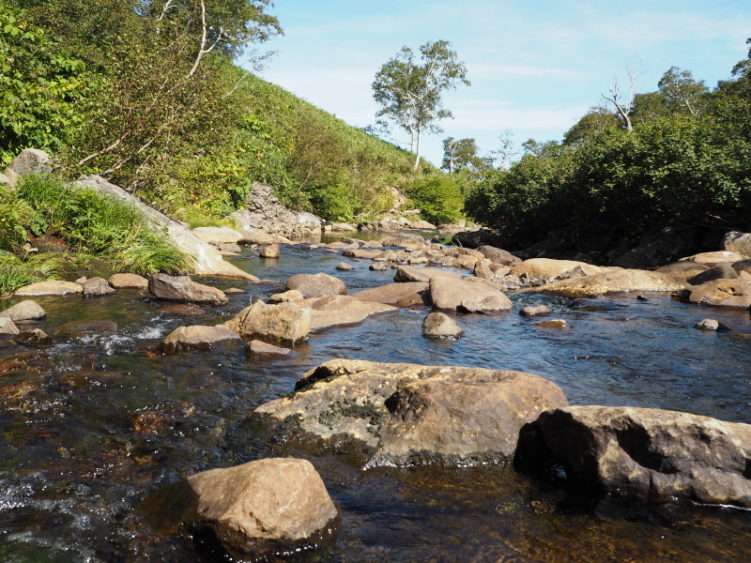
[185,458,337,560]
[429,276,512,313]
[514,406,751,507]
[422,312,462,338]
[0,300,46,322]
[224,300,310,343]
[254,359,567,467]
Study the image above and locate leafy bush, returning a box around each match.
[0,251,65,294]
[407,175,464,224]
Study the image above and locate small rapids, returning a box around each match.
[1,239,750,561]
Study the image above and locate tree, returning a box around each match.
[602,62,641,132]
[441,137,485,173]
[372,40,469,171]
[658,66,708,115]
[563,106,619,145]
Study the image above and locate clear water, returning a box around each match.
[1,241,750,562]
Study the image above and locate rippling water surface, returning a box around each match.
[1,240,750,562]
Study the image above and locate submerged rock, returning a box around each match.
[335,262,353,271]
[161,325,242,354]
[259,243,280,258]
[224,301,310,344]
[0,317,20,336]
[694,319,721,331]
[108,273,149,290]
[535,319,568,328]
[185,458,337,560]
[82,277,116,297]
[58,320,118,337]
[14,280,82,297]
[0,300,46,322]
[14,328,51,347]
[254,359,567,467]
[148,274,228,305]
[285,273,347,298]
[514,406,751,507]
[421,312,462,338]
[519,304,550,317]
[429,276,512,313]
[248,339,293,357]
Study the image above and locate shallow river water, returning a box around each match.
[1,239,751,562]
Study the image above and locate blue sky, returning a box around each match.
[250,0,751,166]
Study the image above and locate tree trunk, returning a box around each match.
[412,127,422,171]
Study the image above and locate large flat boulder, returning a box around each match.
[429,276,512,313]
[14,280,82,297]
[680,250,745,266]
[192,226,245,245]
[300,295,396,331]
[514,406,751,507]
[656,261,709,281]
[254,359,567,467]
[0,300,46,322]
[161,325,242,354]
[148,274,227,305]
[224,301,310,344]
[185,458,337,560]
[394,265,462,283]
[285,273,347,298]
[529,269,687,298]
[687,278,751,309]
[74,175,256,280]
[511,258,602,284]
[108,273,149,290]
[352,282,429,306]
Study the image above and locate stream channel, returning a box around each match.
[1,234,751,561]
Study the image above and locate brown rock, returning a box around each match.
[687,278,751,309]
[185,458,337,559]
[156,303,206,316]
[14,280,82,297]
[680,251,745,265]
[723,231,751,258]
[82,277,116,297]
[514,406,751,507]
[530,269,687,298]
[477,245,521,265]
[343,249,384,260]
[535,319,568,328]
[393,265,462,283]
[255,360,567,467]
[268,289,304,304]
[14,328,51,347]
[0,300,46,321]
[422,312,462,338]
[732,260,751,276]
[259,244,280,258]
[58,320,118,337]
[429,276,512,313]
[688,263,739,285]
[161,325,242,354]
[224,301,310,344]
[0,318,20,336]
[148,274,227,305]
[248,339,293,357]
[656,261,709,281]
[369,263,389,272]
[353,282,429,306]
[300,295,395,331]
[108,273,149,290]
[285,273,347,298]
[335,262,353,271]
[519,304,550,317]
[511,259,602,284]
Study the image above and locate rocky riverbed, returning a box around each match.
[1,234,751,561]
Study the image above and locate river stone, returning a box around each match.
[161,325,242,354]
[6,148,53,178]
[514,406,751,507]
[520,304,551,317]
[687,278,751,309]
[393,266,462,283]
[656,261,709,281]
[259,244,280,258]
[254,360,567,467]
[335,262,353,271]
[14,280,83,297]
[224,301,310,344]
[192,226,244,245]
[248,339,293,357]
[680,250,745,265]
[185,458,337,560]
[148,274,227,305]
[58,320,118,337]
[477,245,521,266]
[511,259,602,284]
[695,318,721,331]
[0,318,20,336]
[529,269,687,298]
[535,319,568,328]
[285,273,347,298]
[422,312,462,338]
[352,282,429,306]
[0,300,46,322]
[733,260,751,276]
[723,231,751,258]
[370,262,389,271]
[300,295,396,331]
[342,249,384,260]
[82,277,116,297]
[75,175,257,280]
[15,329,51,347]
[429,276,512,313]
[268,289,304,304]
[687,263,738,285]
[108,273,149,290]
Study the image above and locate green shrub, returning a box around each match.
[0,251,66,294]
[407,175,464,224]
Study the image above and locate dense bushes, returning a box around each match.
[407,175,464,224]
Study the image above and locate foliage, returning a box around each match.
[407,175,464,225]
[441,137,488,174]
[373,40,470,170]
[0,251,66,294]
[0,5,89,164]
